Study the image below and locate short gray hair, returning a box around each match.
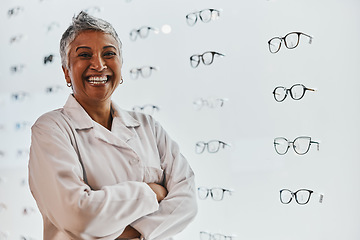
[60,11,122,68]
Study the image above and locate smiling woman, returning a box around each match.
[28,12,197,240]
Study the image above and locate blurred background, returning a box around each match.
[1,0,360,239]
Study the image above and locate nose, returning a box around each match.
[90,55,107,71]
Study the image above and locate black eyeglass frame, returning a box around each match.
[274,136,319,155]
[272,84,315,102]
[190,51,225,68]
[280,188,324,205]
[268,32,313,54]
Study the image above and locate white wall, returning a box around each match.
[1,0,360,239]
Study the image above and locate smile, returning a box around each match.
[87,75,108,84]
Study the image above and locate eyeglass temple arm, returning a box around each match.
[306,87,317,92]
[314,191,324,203]
[301,33,313,44]
[311,141,320,151]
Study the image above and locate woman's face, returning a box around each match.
[63,30,122,107]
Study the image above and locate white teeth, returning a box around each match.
[87,76,108,84]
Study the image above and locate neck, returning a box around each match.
[75,96,113,130]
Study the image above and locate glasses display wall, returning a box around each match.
[1,0,360,239]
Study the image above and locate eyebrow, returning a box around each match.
[75,45,117,52]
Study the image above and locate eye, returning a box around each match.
[104,51,116,58]
[78,52,92,58]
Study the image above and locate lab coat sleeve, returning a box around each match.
[130,119,198,240]
[28,114,159,240]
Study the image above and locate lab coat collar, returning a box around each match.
[63,94,140,130]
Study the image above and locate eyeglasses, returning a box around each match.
[132,104,160,115]
[280,189,324,205]
[193,97,229,110]
[197,187,233,201]
[10,34,26,44]
[268,32,313,53]
[8,6,24,17]
[195,140,231,154]
[200,231,236,240]
[274,136,319,155]
[44,54,55,64]
[186,8,221,26]
[130,66,158,79]
[15,121,31,130]
[10,64,25,73]
[45,85,63,93]
[273,84,316,102]
[190,51,225,68]
[17,149,29,158]
[130,26,159,41]
[12,92,29,101]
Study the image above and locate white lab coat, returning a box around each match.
[28,95,197,240]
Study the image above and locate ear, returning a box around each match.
[62,65,71,85]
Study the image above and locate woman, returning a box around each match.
[28,12,197,240]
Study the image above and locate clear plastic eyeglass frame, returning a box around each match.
[280,189,324,205]
[193,97,229,110]
[273,84,316,102]
[130,66,158,79]
[190,51,225,68]
[129,26,159,41]
[132,104,160,115]
[268,32,313,53]
[274,136,319,155]
[197,187,233,201]
[195,140,231,154]
[200,231,236,240]
[186,8,221,26]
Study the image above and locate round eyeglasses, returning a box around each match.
[274,136,319,155]
[273,84,316,102]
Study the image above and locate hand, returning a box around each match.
[116,225,141,239]
[147,183,168,202]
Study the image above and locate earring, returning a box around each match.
[119,77,123,84]
[67,82,72,87]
